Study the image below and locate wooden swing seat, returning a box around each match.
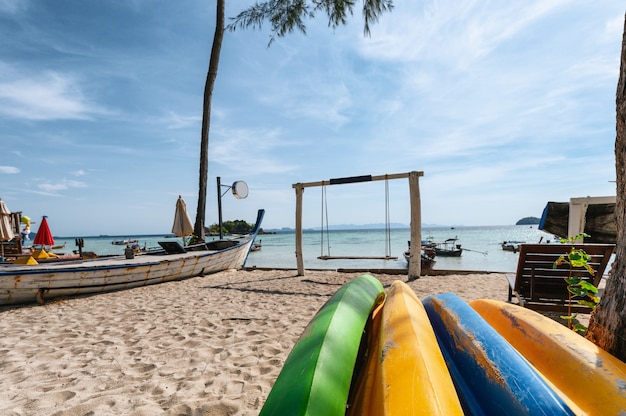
[318,255,398,260]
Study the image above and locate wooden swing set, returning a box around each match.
[292,171,424,279]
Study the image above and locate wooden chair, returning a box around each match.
[506,243,615,312]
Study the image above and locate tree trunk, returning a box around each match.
[194,0,225,242]
[586,14,626,361]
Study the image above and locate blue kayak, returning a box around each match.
[423,293,575,416]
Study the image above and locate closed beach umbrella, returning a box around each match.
[33,216,55,248]
[0,198,15,261]
[172,195,193,246]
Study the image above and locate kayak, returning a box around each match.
[423,293,575,415]
[259,274,385,416]
[471,298,626,415]
[348,280,463,415]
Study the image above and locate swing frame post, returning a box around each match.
[294,184,305,275]
[408,171,422,280]
[292,171,424,277]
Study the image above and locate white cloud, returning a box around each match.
[359,0,573,67]
[0,165,19,173]
[164,111,201,129]
[0,69,103,120]
[0,0,27,14]
[211,127,298,174]
[37,179,87,194]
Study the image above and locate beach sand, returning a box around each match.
[0,269,579,415]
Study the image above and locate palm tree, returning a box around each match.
[586,14,626,361]
[192,0,394,242]
[193,0,225,242]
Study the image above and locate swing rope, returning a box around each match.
[320,184,331,257]
[317,179,397,261]
[385,177,392,258]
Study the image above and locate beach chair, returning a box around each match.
[506,243,614,312]
[158,241,186,254]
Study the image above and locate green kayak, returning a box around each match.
[259,273,385,416]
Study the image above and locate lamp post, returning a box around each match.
[216,177,249,239]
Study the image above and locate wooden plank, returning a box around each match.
[291,171,424,189]
[509,243,614,312]
[318,255,398,260]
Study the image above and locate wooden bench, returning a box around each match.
[506,243,614,312]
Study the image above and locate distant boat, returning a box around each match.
[426,237,463,257]
[501,241,524,252]
[112,239,138,245]
[403,241,436,272]
[250,240,262,252]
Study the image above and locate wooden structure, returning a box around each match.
[292,171,424,279]
[539,196,616,243]
[1,212,23,257]
[506,243,615,312]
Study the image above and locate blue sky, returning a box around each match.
[0,1,623,236]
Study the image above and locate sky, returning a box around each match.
[0,1,624,236]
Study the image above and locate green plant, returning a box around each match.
[553,233,599,332]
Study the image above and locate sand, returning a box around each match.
[0,269,569,415]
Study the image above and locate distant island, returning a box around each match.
[516,216,540,225]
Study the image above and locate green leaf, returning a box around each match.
[578,281,598,293]
[568,287,587,297]
[577,299,597,309]
[565,277,582,285]
[573,323,588,333]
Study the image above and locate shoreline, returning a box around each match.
[0,269,585,415]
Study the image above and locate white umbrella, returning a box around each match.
[172,195,193,246]
[0,198,15,261]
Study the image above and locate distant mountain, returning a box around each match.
[307,223,409,231]
[265,223,450,232]
[516,216,541,225]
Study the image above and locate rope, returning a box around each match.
[320,185,331,257]
[385,178,392,257]
[319,179,393,260]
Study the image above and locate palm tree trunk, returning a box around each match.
[586,14,626,361]
[194,0,225,242]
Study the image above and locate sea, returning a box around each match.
[41,225,559,273]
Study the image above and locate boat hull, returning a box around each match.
[0,210,264,305]
[423,293,575,415]
[348,281,463,415]
[470,299,626,415]
[259,274,384,416]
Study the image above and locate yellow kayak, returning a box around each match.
[471,299,626,415]
[349,280,463,415]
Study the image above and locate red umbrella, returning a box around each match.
[33,216,55,247]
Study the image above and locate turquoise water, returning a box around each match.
[48,225,557,273]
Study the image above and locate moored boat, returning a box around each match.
[430,237,463,257]
[112,239,138,245]
[0,209,264,306]
[402,241,436,273]
[501,240,524,252]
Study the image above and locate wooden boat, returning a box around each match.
[111,239,138,245]
[501,240,524,252]
[348,281,463,415]
[470,299,626,415]
[423,293,575,415]
[402,241,436,273]
[259,274,384,416]
[431,237,462,257]
[250,240,262,252]
[0,210,264,306]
